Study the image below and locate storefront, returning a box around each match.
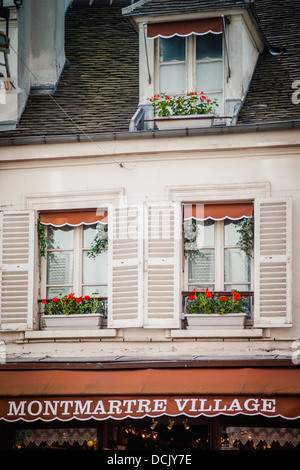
[0,362,299,452]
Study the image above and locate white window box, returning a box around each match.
[41,313,104,330]
[185,313,247,330]
[155,114,215,130]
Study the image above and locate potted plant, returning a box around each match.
[41,293,105,330]
[185,289,248,329]
[148,92,218,130]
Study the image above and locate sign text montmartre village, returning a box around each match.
[2,396,278,421]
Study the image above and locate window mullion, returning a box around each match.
[73,226,82,296]
[187,35,194,92]
[214,221,224,291]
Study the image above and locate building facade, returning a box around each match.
[0,0,299,452]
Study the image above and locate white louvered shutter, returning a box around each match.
[107,205,144,328]
[144,203,181,328]
[0,211,35,330]
[254,198,292,327]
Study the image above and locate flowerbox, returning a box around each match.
[185,313,247,330]
[155,114,215,130]
[41,294,106,330]
[41,313,104,330]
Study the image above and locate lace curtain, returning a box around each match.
[20,428,97,446]
[227,427,300,447]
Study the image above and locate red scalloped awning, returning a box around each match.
[147,17,223,39]
[184,202,253,221]
[39,209,108,227]
[0,367,299,421]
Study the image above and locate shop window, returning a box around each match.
[15,428,98,450]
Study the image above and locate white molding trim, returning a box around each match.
[24,188,125,210]
[167,182,271,202]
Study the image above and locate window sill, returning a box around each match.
[170,328,263,339]
[25,329,118,341]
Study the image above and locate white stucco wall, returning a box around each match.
[0,128,299,361]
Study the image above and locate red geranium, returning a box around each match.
[204,288,213,299]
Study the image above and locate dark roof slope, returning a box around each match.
[123,0,249,16]
[238,0,300,123]
[4,5,139,138]
[1,0,300,140]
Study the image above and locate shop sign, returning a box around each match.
[0,395,298,421]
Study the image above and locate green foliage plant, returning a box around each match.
[236,216,254,258]
[87,223,108,258]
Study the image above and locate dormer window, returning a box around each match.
[125,4,266,126]
[149,18,224,112]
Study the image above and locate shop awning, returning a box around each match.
[0,367,299,421]
[183,202,253,221]
[39,209,108,227]
[147,17,223,39]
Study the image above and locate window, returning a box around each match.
[158,33,223,109]
[45,224,108,299]
[187,219,251,293]
[184,202,253,293]
[40,210,108,299]
[159,36,186,94]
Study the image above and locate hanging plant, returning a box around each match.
[183,219,203,260]
[38,218,49,259]
[236,216,254,258]
[87,223,108,258]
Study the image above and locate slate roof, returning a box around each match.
[238,0,300,123]
[1,0,300,140]
[2,5,139,138]
[123,0,251,16]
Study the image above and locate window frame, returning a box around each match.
[184,218,253,294]
[155,33,224,109]
[40,223,108,300]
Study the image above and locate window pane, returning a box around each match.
[46,286,71,298]
[224,284,251,292]
[83,224,98,247]
[83,223,108,248]
[160,63,186,94]
[196,61,222,91]
[196,33,222,60]
[82,285,108,297]
[47,226,73,249]
[47,251,73,285]
[83,250,108,285]
[184,220,215,251]
[224,248,251,283]
[188,249,215,285]
[195,220,215,248]
[160,36,186,62]
[224,219,243,246]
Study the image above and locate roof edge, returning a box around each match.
[0,119,300,147]
[123,0,250,17]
